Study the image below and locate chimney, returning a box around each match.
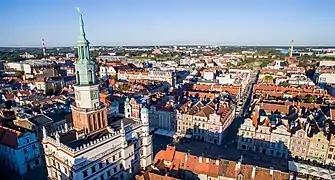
[199,156,202,163]
[215,159,219,165]
[206,158,209,163]
[185,150,190,162]
[270,167,274,176]
[251,166,257,179]
[235,155,243,170]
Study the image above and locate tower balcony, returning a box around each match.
[71,102,106,113]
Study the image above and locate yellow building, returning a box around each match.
[307,131,329,163]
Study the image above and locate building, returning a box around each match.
[326,134,335,164]
[6,60,58,75]
[118,69,176,87]
[149,103,175,132]
[153,146,289,180]
[0,125,42,175]
[289,125,310,160]
[175,100,235,145]
[307,131,329,163]
[42,11,153,180]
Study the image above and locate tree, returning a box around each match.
[306,96,317,103]
[15,71,24,78]
[279,81,290,87]
[5,100,12,109]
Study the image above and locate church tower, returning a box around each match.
[124,97,132,118]
[71,10,108,136]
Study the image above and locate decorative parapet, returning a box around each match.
[42,129,126,155]
[72,143,121,170]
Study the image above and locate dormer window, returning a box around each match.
[237,173,243,180]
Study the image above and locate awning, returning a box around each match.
[184,134,192,138]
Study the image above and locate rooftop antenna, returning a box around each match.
[290,39,294,58]
[41,38,46,57]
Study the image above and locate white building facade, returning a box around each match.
[0,126,43,175]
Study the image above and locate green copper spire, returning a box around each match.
[75,8,97,86]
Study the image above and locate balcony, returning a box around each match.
[71,102,106,112]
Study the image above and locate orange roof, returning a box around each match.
[136,172,178,180]
[260,102,290,114]
[331,109,335,121]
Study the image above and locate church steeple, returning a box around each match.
[75,8,96,86]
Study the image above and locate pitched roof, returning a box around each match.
[0,125,23,149]
[136,172,179,180]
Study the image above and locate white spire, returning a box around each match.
[120,119,125,132]
[120,119,127,148]
[64,123,68,132]
[55,131,60,145]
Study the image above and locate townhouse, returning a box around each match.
[0,124,43,175]
[238,100,334,164]
[176,99,235,145]
[152,146,289,180]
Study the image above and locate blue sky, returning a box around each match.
[1,0,335,47]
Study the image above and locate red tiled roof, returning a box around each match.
[0,126,22,149]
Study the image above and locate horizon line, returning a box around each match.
[2,44,335,48]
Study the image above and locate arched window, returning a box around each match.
[76,71,80,84]
[88,70,93,84]
[81,46,85,59]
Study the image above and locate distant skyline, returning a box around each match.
[1,0,335,47]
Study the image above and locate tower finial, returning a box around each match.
[76,7,81,14]
[77,7,86,39]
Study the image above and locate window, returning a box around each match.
[64,166,68,175]
[70,171,73,178]
[100,174,104,180]
[106,159,110,164]
[237,174,243,180]
[91,166,96,173]
[26,138,30,143]
[32,144,36,150]
[119,152,122,158]
[88,70,93,84]
[83,170,88,178]
[107,171,111,177]
[35,159,39,166]
[119,164,123,170]
[23,148,28,153]
[113,166,117,173]
[113,155,116,161]
[57,163,60,170]
[99,162,103,169]
[330,148,334,152]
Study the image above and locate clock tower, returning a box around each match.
[71,10,108,136]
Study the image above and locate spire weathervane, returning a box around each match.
[76,7,81,14]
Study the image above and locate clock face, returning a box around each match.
[76,91,81,100]
[91,90,98,100]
